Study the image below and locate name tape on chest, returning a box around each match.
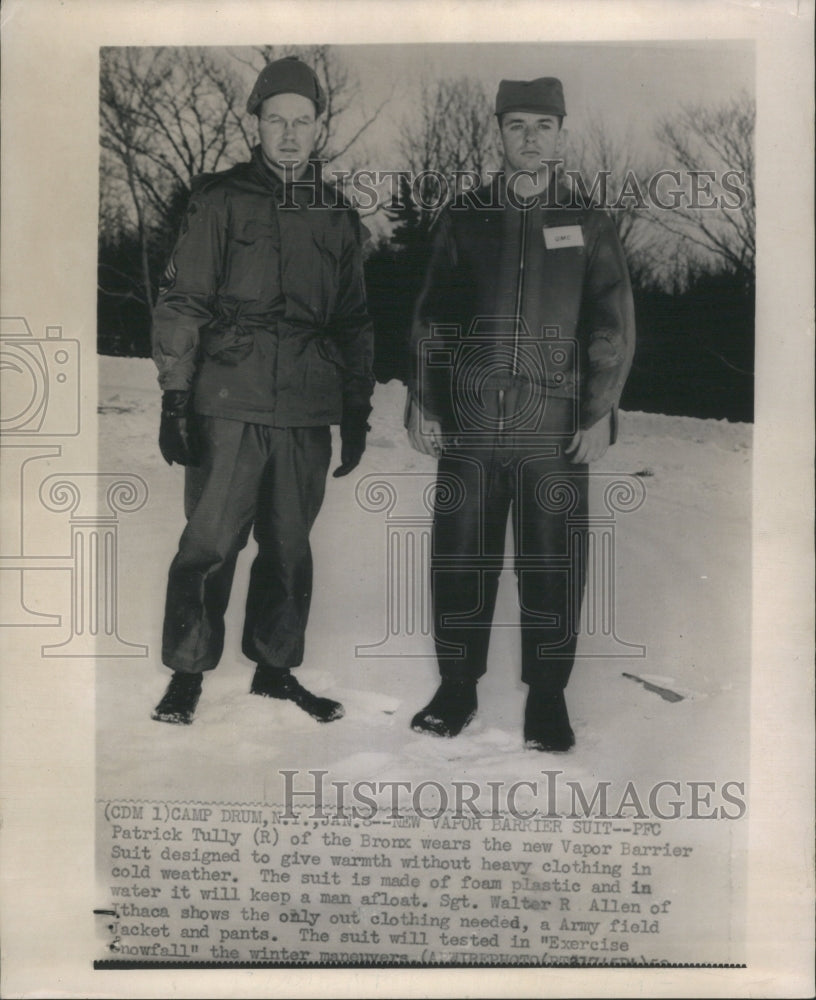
[543,225,584,250]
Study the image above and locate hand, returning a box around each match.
[406,395,444,458]
[566,410,612,465]
[333,404,372,478]
[159,391,201,467]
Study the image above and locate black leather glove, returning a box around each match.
[332,404,372,478]
[159,390,201,467]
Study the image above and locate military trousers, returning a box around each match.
[161,416,331,674]
[431,394,588,690]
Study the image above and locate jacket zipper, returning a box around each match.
[512,202,528,377]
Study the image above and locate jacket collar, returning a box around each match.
[250,144,323,193]
[493,167,568,209]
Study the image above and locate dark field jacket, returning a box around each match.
[153,148,374,427]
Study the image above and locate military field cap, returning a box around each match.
[495,77,566,118]
[246,56,327,116]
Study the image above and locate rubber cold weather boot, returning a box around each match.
[151,671,203,725]
[250,665,344,723]
[411,678,478,737]
[523,686,575,752]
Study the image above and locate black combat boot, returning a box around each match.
[250,665,344,723]
[411,678,477,737]
[151,671,203,725]
[523,686,575,752]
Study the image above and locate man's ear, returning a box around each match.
[557,126,569,152]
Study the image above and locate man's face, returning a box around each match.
[257,92,318,180]
[499,111,564,175]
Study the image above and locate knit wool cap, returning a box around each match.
[495,77,566,118]
[246,56,327,116]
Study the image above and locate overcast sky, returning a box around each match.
[289,41,755,168]
[216,41,753,169]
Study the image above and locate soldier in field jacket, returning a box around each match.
[151,57,374,726]
[406,76,635,751]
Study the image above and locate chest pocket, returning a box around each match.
[268,205,342,326]
[226,217,281,303]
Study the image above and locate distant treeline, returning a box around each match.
[100,229,754,424]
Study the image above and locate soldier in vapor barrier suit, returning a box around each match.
[406,76,635,751]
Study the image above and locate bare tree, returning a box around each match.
[651,92,755,286]
[397,75,501,230]
[363,76,500,378]
[100,47,251,312]
[565,113,665,284]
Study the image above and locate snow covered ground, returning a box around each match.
[97,356,752,808]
